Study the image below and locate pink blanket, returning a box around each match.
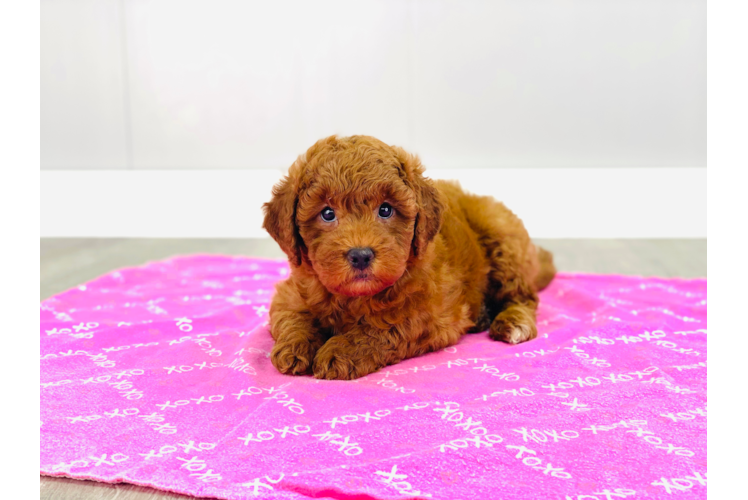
[40,255,707,499]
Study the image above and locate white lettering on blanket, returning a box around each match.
[541,366,659,397]
[672,329,707,336]
[76,369,145,399]
[40,379,74,388]
[374,378,416,393]
[312,431,363,456]
[472,363,521,381]
[381,364,437,377]
[229,383,304,413]
[45,322,99,339]
[40,349,115,368]
[562,344,611,368]
[324,410,392,428]
[659,406,707,423]
[238,425,311,445]
[167,333,223,357]
[443,357,492,370]
[475,387,536,401]
[175,317,193,332]
[433,402,504,452]
[50,453,129,471]
[516,347,561,358]
[40,302,73,322]
[139,441,216,460]
[375,465,433,497]
[561,398,593,412]
[512,428,580,444]
[263,387,305,414]
[137,440,221,482]
[102,342,159,352]
[66,407,140,424]
[574,335,615,345]
[618,330,701,356]
[673,361,707,371]
[505,445,572,479]
[580,419,648,435]
[226,357,257,375]
[163,362,227,374]
[67,407,178,434]
[564,488,636,500]
[241,474,286,496]
[178,457,222,481]
[156,395,224,411]
[233,347,271,357]
[641,376,697,395]
[616,330,702,358]
[252,305,269,316]
[652,472,707,494]
[626,424,694,457]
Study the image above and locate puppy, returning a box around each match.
[262,135,556,380]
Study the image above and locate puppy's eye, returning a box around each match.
[320,207,336,222]
[378,203,394,219]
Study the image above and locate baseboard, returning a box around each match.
[40,168,705,238]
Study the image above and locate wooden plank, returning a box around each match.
[40,476,197,500]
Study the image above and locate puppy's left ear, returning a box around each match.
[393,147,445,258]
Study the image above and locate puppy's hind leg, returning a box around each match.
[451,188,549,343]
[486,243,551,343]
[486,262,541,344]
[489,295,538,345]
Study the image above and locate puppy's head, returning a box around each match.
[263,135,443,297]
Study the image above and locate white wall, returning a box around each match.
[41,0,705,170]
[41,0,130,169]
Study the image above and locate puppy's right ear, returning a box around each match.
[262,160,305,266]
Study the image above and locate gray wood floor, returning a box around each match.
[39,238,706,499]
[40,238,706,302]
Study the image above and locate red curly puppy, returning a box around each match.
[262,135,556,380]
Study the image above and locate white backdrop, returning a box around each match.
[41,0,705,170]
[40,0,706,237]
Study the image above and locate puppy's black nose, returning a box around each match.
[347,247,375,271]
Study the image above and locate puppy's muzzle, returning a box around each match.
[347,247,375,271]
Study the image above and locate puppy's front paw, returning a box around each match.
[271,337,321,375]
[489,308,537,345]
[313,336,376,380]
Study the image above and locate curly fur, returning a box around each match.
[262,135,556,380]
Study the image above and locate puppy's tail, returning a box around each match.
[534,246,557,291]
